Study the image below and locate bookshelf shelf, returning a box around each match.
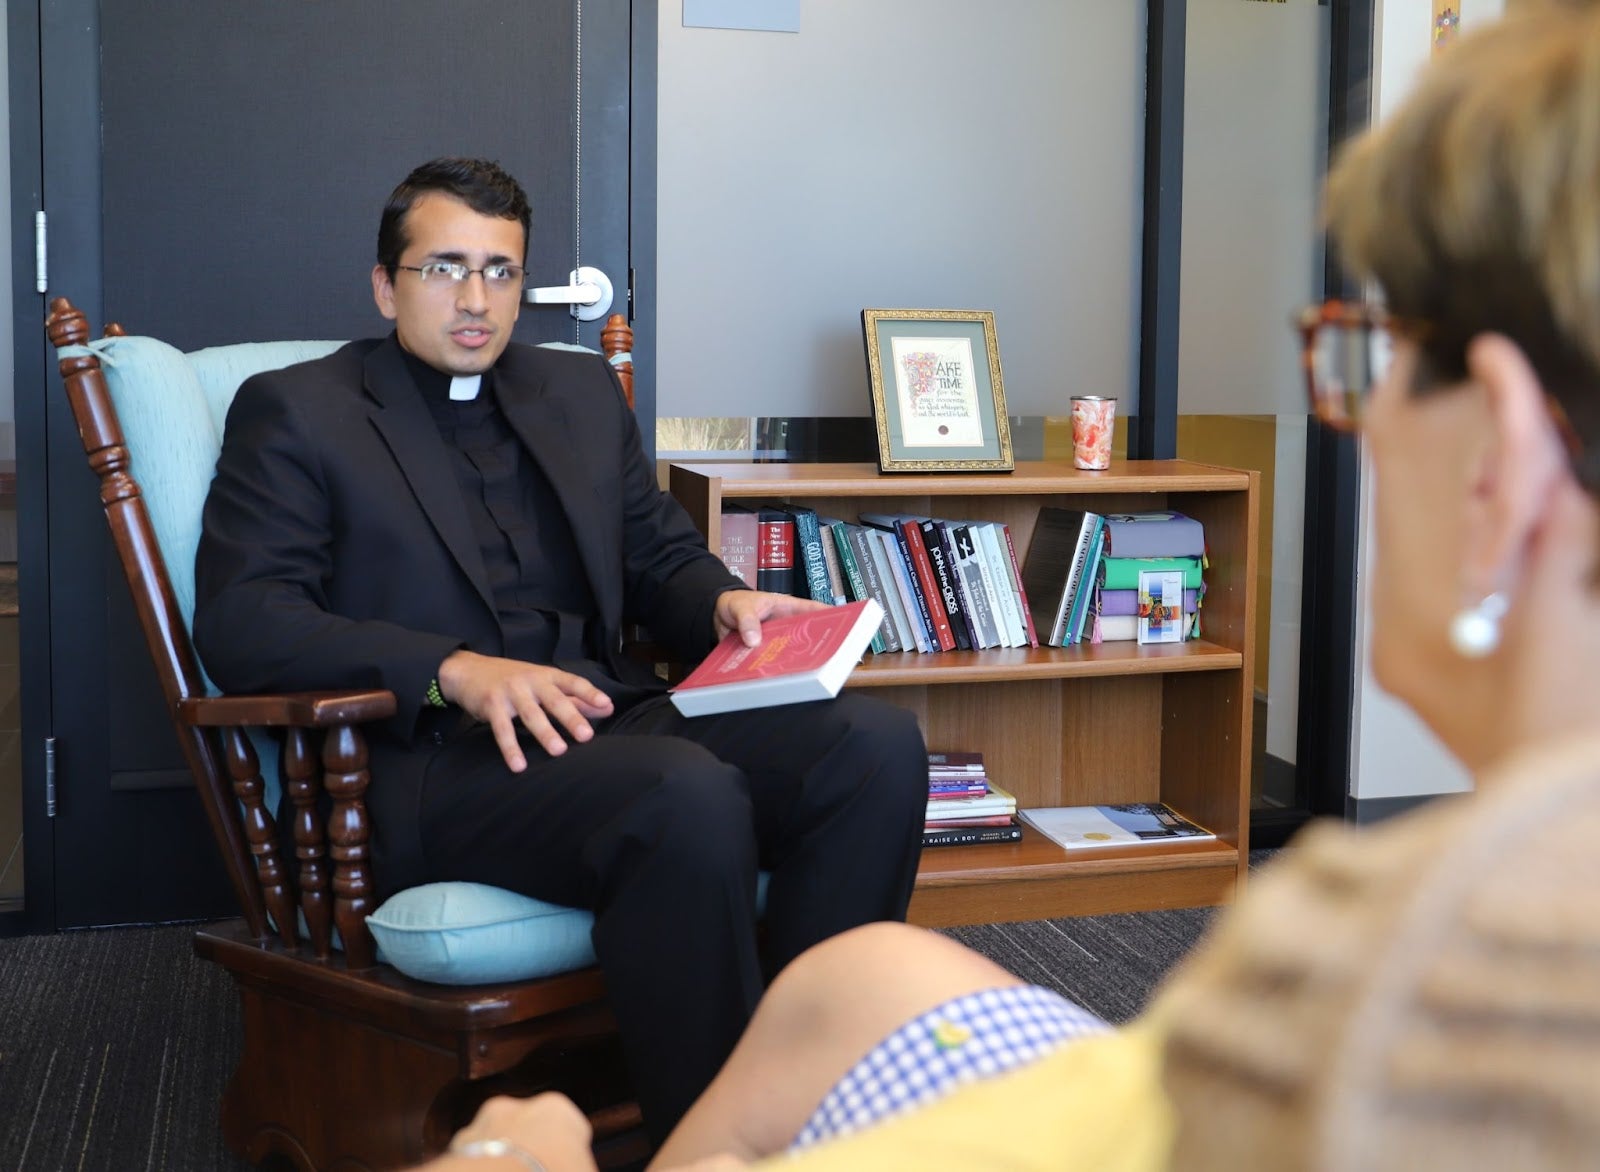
[668,459,1259,927]
[844,640,1243,687]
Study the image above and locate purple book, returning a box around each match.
[1097,587,1199,617]
[1101,511,1205,559]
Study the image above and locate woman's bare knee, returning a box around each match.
[651,925,1024,1169]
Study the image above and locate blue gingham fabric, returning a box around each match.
[789,984,1109,1150]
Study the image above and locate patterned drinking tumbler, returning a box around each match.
[1071,396,1117,470]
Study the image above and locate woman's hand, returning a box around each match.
[442,1093,595,1171]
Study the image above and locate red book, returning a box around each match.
[669,599,884,717]
[718,505,759,587]
[928,751,986,773]
[999,523,1041,648]
[899,522,956,651]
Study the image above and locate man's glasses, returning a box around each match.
[1294,300,1423,432]
[396,261,525,292]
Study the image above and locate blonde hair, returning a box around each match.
[1325,0,1600,492]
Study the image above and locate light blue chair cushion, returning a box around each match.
[187,340,344,443]
[367,872,771,984]
[366,883,599,984]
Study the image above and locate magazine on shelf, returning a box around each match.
[1018,802,1215,849]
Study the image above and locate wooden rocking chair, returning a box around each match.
[46,297,647,1171]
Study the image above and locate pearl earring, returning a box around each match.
[1448,592,1508,659]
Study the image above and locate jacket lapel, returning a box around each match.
[495,351,620,625]
[362,338,497,616]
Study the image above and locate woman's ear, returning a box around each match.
[1462,333,1570,592]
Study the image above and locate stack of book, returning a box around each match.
[1095,511,1206,642]
[718,504,1041,656]
[922,752,1022,847]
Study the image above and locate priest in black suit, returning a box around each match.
[192,157,927,1142]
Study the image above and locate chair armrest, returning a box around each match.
[176,687,394,969]
[177,689,397,728]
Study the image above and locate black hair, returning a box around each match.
[376,157,531,277]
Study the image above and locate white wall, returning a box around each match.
[1179,0,1328,765]
[1179,0,1327,419]
[1349,0,1504,801]
[656,1,1147,419]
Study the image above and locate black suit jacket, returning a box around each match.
[193,334,743,888]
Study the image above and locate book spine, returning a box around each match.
[718,507,759,588]
[868,529,920,653]
[900,521,956,652]
[756,509,796,596]
[856,529,908,652]
[953,525,1004,650]
[920,521,973,651]
[1053,514,1100,646]
[829,522,875,609]
[975,524,1022,647]
[999,524,1040,648]
[1062,519,1105,645]
[1099,556,1204,592]
[927,753,985,771]
[947,525,998,650]
[920,824,1024,848]
[1073,525,1109,643]
[842,525,895,652]
[883,524,938,649]
[788,507,834,604]
[878,530,931,652]
[817,520,849,605]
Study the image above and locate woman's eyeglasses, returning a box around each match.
[1294,300,1426,432]
[1294,299,1583,460]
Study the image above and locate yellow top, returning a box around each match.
[768,1020,1175,1172]
[762,733,1600,1172]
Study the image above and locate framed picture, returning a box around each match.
[862,308,1014,473]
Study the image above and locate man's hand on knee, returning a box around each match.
[437,649,614,771]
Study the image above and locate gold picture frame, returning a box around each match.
[862,308,1014,473]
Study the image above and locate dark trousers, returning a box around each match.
[417,691,928,1143]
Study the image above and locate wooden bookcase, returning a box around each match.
[668,459,1258,928]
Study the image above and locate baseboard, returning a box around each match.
[1346,791,1457,825]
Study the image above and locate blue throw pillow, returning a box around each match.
[366,882,598,985]
[367,873,771,985]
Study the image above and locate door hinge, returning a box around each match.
[34,211,47,294]
[44,736,57,817]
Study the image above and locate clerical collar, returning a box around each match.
[397,340,494,406]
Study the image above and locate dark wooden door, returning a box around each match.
[19,0,641,927]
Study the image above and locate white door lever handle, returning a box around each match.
[524,265,614,321]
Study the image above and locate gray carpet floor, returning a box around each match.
[0,859,1267,1171]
